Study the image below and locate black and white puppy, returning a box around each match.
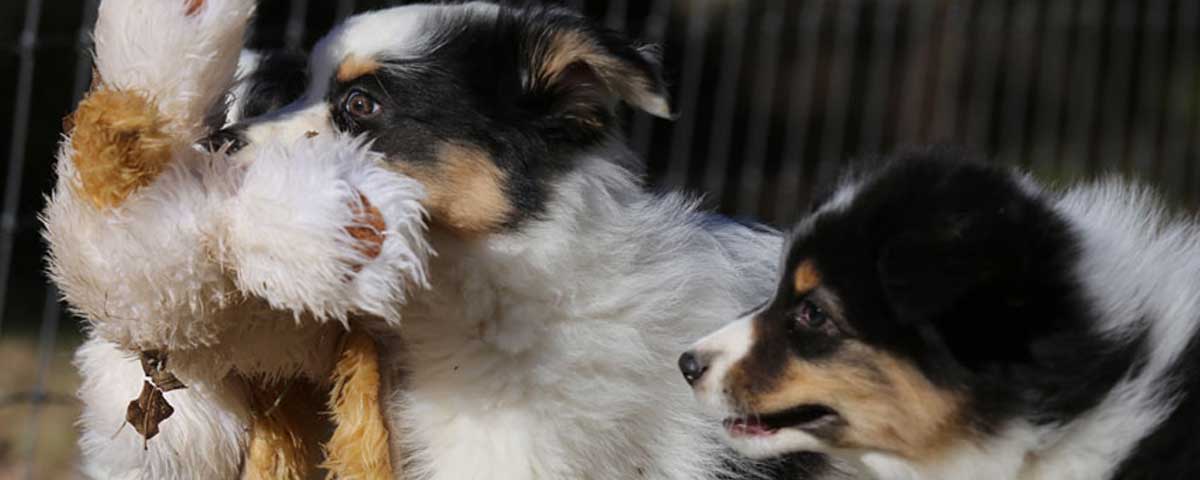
[682,153,1200,479]
[214,2,820,479]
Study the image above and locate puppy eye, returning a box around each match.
[793,300,836,334]
[344,90,380,118]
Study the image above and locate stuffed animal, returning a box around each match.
[41,0,429,477]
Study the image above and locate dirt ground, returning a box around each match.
[0,335,82,480]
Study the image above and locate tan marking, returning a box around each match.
[536,31,670,119]
[322,329,396,479]
[538,31,613,84]
[388,143,512,235]
[727,340,966,461]
[337,55,381,83]
[793,260,821,294]
[69,89,175,209]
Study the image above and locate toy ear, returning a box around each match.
[522,17,672,125]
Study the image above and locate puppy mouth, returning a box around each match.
[723,404,840,437]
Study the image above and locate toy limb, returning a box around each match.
[216,135,430,326]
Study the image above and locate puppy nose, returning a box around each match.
[201,127,247,154]
[678,350,709,386]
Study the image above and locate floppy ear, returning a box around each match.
[876,196,1057,368]
[523,18,672,126]
[876,216,1019,324]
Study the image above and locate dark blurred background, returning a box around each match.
[2,0,1199,477]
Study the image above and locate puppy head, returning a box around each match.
[228,3,669,235]
[683,156,1093,463]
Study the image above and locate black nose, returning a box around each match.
[200,127,247,154]
[679,350,709,386]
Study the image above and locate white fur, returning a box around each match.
[386,157,780,479]
[56,132,429,475]
[93,0,255,140]
[51,1,431,477]
[219,135,429,325]
[75,336,251,480]
[688,315,830,460]
[305,3,498,100]
[223,49,262,125]
[687,176,1200,480]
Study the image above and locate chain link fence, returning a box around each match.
[1,0,1198,477]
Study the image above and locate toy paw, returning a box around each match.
[185,0,206,16]
[69,89,175,209]
[219,134,430,324]
[347,192,387,270]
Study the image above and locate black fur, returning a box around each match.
[328,5,666,230]
[770,151,1145,433]
[203,50,307,152]
[239,50,308,120]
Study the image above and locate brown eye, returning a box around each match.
[794,300,836,334]
[344,91,380,118]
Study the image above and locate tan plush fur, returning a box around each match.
[347,193,387,265]
[323,329,396,479]
[69,88,176,209]
[185,0,206,16]
[242,377,328,480]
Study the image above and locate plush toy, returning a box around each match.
[42,0,429,477]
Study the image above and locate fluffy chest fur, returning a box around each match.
[385,162,780,479]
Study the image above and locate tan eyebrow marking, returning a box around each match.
[794,260,821,295]
[336,55,382,82]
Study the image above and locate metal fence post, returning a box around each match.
[0,0,46,340]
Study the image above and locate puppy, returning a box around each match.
[204,3,805,479]
[682,152,1200,479]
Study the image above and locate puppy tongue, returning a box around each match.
[724,418,774,436]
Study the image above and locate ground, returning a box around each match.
[0,333,82,480]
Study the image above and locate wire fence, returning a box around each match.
[2,0,1199,477]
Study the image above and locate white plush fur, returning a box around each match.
[75,337,251,480]
[218,135,429,326]
[688,175,1200,480]
[49,1,430,477]
[93,0,255,140]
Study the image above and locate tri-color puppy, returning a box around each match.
[200,2,817,479]
[682,154,1200,479]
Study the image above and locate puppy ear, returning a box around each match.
[876,189,1063,369]
[523,16,672,125]
[877,214,1018,324]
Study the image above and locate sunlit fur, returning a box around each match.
[688,156,1200,479]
